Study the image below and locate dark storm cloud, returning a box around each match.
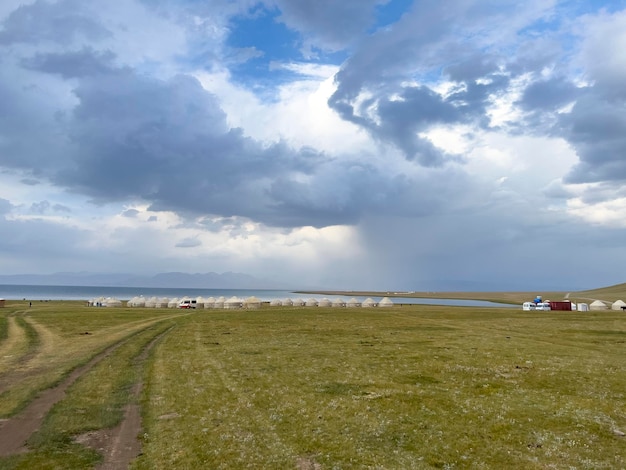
[3,47,421,228]
[518,77,580,111]
[561,94,626,183]
[21,48,117,78]
[0,0,109,45]
[270,0,381,51]
[326,0,527,164]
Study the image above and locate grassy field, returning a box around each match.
[1,299,625,469]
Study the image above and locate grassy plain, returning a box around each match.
[1,299,625,469]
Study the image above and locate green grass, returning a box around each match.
[0,315,7,343]
[133,306,626,469]
[2,303,626,468]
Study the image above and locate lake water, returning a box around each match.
[0,284,515,308]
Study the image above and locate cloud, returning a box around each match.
[175,237,202,248]
[0,0,110,46]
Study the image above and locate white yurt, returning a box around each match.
[145,296,157,308]
[270,299,283,307]
[154,297,169,308]
[244,296,262,310]
[104,297,122,307]
[577,303,589,312]
[361,298,376,308]
[283,298,294,307]
[611,299,626,310]
[590,300,608,311]
[318,298,332,307]
[346,298,361,308]
[378,297,394,308]
[292,298,305,307]
[332,298,346,308]
[305,298,318,307]
[167,297,179,308]
[204,297,216,309]
[133,296,147,307]
[214,296,225,309]
[224,296,242,310]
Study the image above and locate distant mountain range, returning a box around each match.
[0,272,286,289]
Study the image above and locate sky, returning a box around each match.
[1,0,626,291]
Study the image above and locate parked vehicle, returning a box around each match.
[178,299,197,309]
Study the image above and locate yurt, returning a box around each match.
[196,296,206,306]
[292,298,305,307]
[611,300,626,311]
[346,298,361,308]
[318,298,332,307]
[378,297,394,308]
[167,297,179,308]
[361,298,376,308]
[134,296,147,307]
[145,296,157,308]
[244,296,262,310]
[214,296,225,309]
[104,298,122,307]
[577,303,589,312]
[224,296,242,310]
[331,298,346,308]
[270,299,283,307]
[154,297,169,308]
[305,298,318,307]
[590,300,608,311]
[283,298,294,307]
[204,297,216,309]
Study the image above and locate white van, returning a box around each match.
[178,299,198,309]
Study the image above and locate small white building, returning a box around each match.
[318,298,332,307]
[305,298,318,307]
[224,296,242,310]
[361,298,376,308]
[590,300,609,311]
[244,296,262,310]
[331,298,346,308]
[270,299,283,307]
[346,298,361,308]
[378,297,394,308]
[611,300,626,311]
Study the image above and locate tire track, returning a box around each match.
[0,328,145,456]
[77,326,175,470]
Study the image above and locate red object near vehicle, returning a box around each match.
[549,301,573,311]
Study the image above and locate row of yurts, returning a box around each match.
[587,299,626,310]
[523,299,626,311]
[89,296,396,309]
